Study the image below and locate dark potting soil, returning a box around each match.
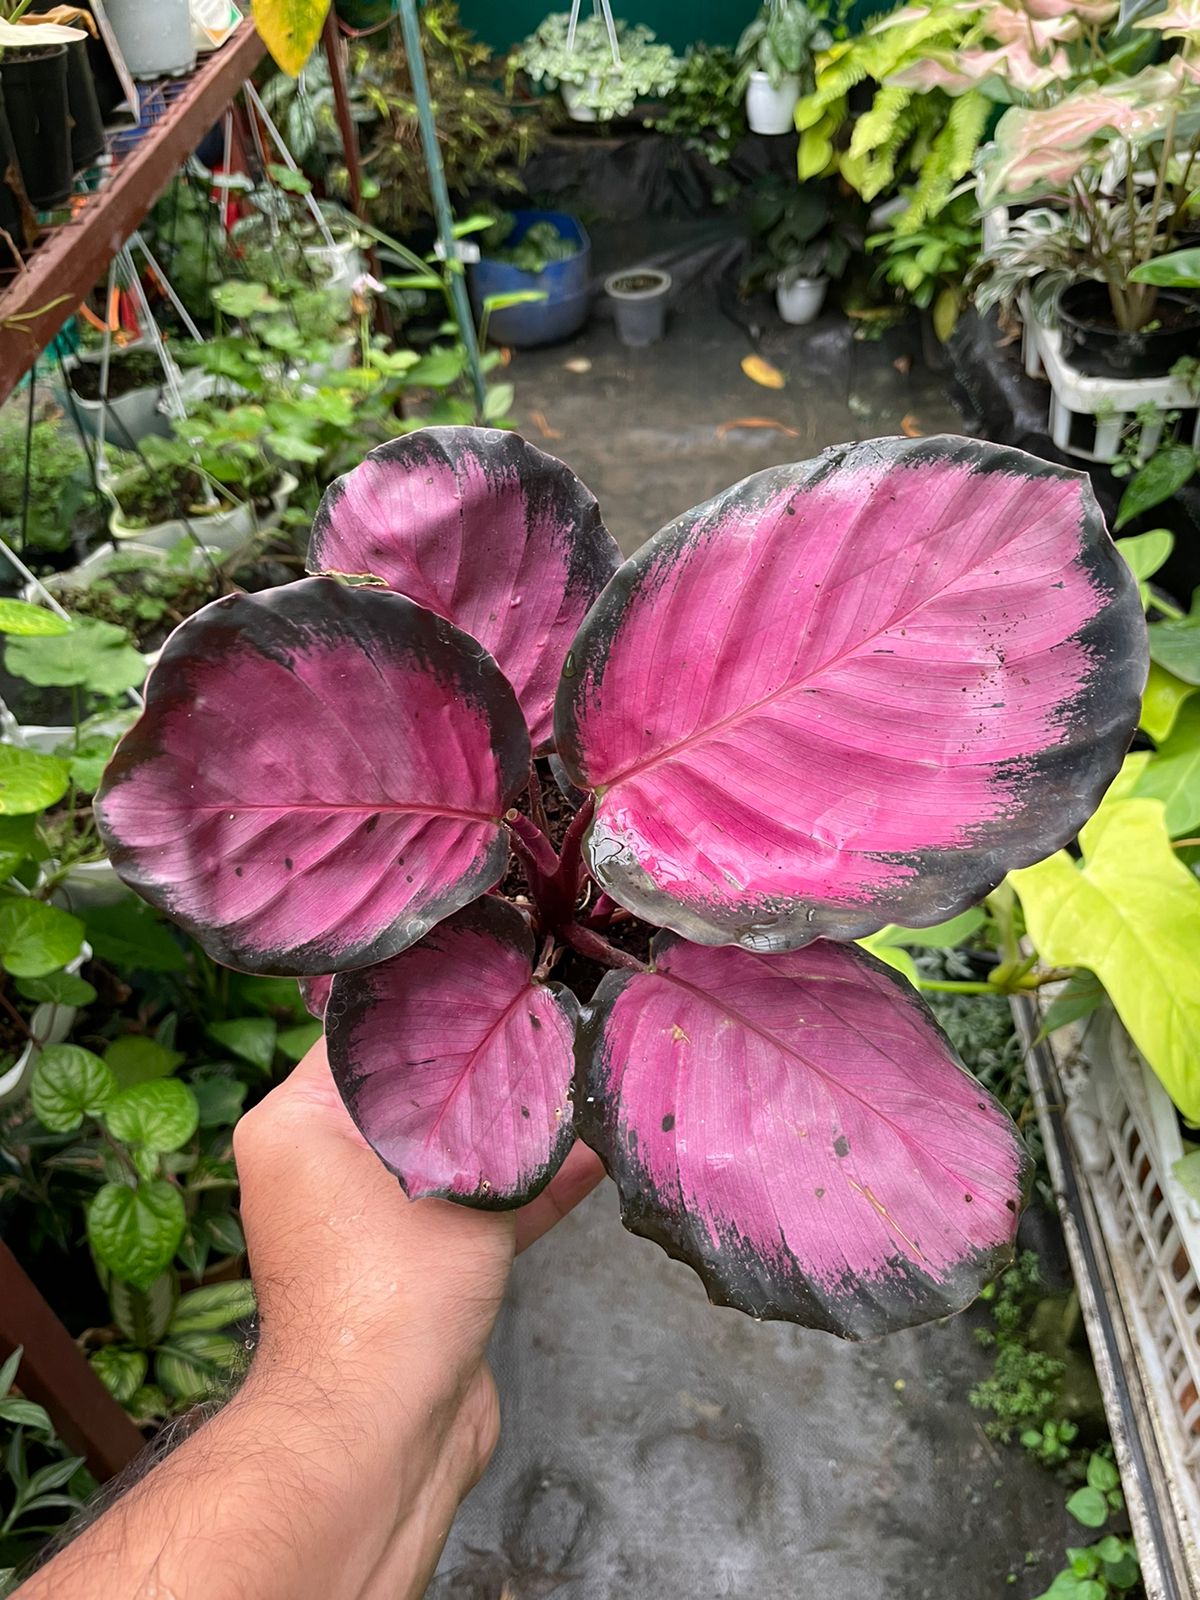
[69,350,164,401]
[501,760,654,1001]
[609,273,664,294]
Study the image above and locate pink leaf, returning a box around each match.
[327,897,577,1205]
[299,975,332,1019]
[96,579,529,976]
[579,936,1031,1336]
[557,436,1145,952]
[308,427,620,750]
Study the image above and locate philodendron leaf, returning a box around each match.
[1148,591,1200,685]
[308,428,620,749]
[1141,661,1195,741]
[95,579,529,975]
[578,935,1029,1337]
[1011,785,1200,1119]
[1133,698,1200,836]
[327,897,577,1206]
[557,437,1146,952]
[88,1179,186,1292]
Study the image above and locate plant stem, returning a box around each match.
[560,921,647,973]
[1173,836,1200,849]
[526,760,549,837]
[0,987,32,1041]
[549,793,594,910]
[504,809,557,877]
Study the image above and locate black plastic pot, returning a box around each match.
[63,38,105,171]
[0,75,27,246]
[0,45,72,212]
[1057,280,1200,379]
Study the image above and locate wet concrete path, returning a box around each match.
[432,306,1073,1598]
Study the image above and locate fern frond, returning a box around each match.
[898,91,987,233]
[849,85,912,161]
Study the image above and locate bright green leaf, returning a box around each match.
[5,618,146,695]
[1086,1453,1121,1492]
[208,1017,276,1074]
[856,931,920,986]
[1115,528,1175,607]
[64,732,119,795]
[1036,973,1105,1040]
[1148,594,1200,686]
[1134,699,1200,837]
[1129,247,1200,287]
[1066,1486,1110,1528]
[0,601,70,637]
[105,1080,199,1153]
[265,162,312,194]
[170,1281,256,1334]
[871,908,986,949]
[404,346,467,389]
[89,1346,147,1405]
[87,1179,186,1292]
[31,1045,116,1132]
[1010,778,1200,1119]
[482,382,515,422]
[0,898,83,977]
[104,1035,183,1089]
[0,744,70,816]
[15,970,96,1007]
[0,814,37,877]
[212,280,281,317]
[1141,660,1196,741]
[156,1330,242,1402]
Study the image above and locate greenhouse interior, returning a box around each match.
[0,0,1198,1596]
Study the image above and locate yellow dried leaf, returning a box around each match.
[252,0,330,76]
[740,355,785,390]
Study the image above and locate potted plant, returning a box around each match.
[650,42,747,171]
[0,397,102,564]
[736,0,830,137]
[94,425,1145,1340]
[510,12,678,123]
[867,191,981,349]
[0,6,88,213]
[744,178,859,325]
[469,210,591,348]
[60,341,183,448]
[978,50,1200,379]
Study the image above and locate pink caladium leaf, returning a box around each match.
[557,436,1145,954]
[95,579,529,976]
[307,427,620,751]
[578,935,1031,1337]
[327,897,577,1205]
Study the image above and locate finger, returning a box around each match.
[515,1141,606,1253]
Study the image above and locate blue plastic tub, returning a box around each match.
[468,210,592,348]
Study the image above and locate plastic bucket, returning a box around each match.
[0,46,72,212]
[469,211,591,349]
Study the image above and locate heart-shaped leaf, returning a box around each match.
[578,935,1031,1338]
[558,437,1145,952]
[308,428,620,750]
[87,1178,185,1291]
[95,579,529,976]
[327,897,577,1206]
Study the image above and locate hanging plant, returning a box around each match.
[94,427,1147,1338]
[510,13,679,122]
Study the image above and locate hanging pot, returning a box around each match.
[1057,280,1200,380]
[0,45,72,212]
[745,71,800,136]
[103,0,195,80]
[775,275,828,325]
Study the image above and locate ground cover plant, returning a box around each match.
[92,427,1147,1339]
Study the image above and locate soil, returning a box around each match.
[609,272,666,294]
[502,760,655,1001]
[69,349,165,402]
[0,1006,29,1069]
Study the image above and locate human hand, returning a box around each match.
[232,1038,604,1594]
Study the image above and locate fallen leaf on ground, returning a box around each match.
[715,417,801,439]
[741,354,785,389]
[893,355,912,375]
[564,357,592,373]
[529,409,564,440]
[900,414,923,438]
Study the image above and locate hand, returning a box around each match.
[232,1039,604,1591]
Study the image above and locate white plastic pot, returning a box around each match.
[0,943,92,1106]
[309,237,366,315]
[105,0,196,78]
[107,471,298,555]
[775,275,828,325]
[60,343,171,447]
[745,71,800,136]
[561,78,602,122]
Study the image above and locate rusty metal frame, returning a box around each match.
[0,22,265,410]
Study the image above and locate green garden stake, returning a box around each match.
[397,0,487,420]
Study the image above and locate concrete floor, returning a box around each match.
[431,308,1072,1599]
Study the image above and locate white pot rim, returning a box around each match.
[605,269,672,300]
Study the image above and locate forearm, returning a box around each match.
[16,1354,486,1600]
